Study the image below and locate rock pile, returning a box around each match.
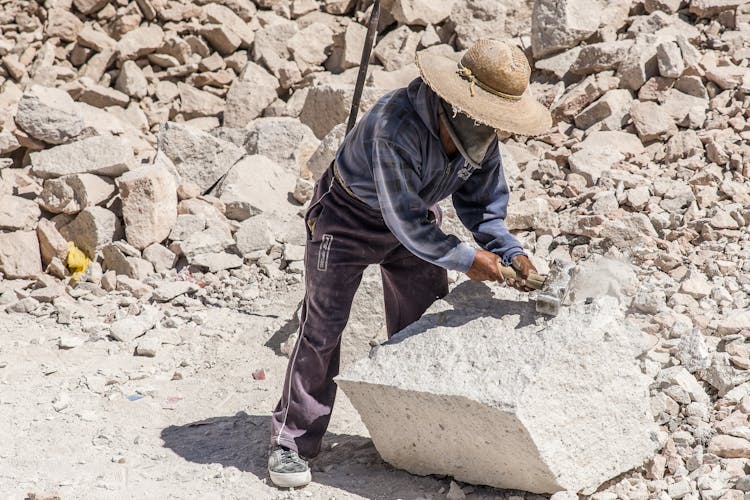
[0,0,748,497]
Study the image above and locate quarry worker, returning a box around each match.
[268,39,553,488]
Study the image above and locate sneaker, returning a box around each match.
[268,445,311,488]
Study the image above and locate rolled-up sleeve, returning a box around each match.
[371,139,477,272]
[452,145,526,267]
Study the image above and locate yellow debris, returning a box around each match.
[66,242,91,282]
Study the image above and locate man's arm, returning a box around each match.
[451,141,526,267]
[371,139,477,272]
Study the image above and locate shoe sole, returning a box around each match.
[268,468,312,488]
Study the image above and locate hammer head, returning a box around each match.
[536,259,576,317]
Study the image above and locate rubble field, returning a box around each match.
[1,0,750,498]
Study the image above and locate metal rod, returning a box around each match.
[346,0,381,134]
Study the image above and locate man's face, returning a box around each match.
[440,100,498,166]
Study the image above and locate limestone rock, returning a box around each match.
[574,89,633,131]
[109,305,162,342]
[0,195,40,231]
[202,3,255,48]
[337,286,657,493]
[300,84,384,139]
[102,244,153,280]
[373,25,421,72]
[531,0,602,59]
[234,213,278,255]
[46,8,84,42]
[707,435,750,459]
[0,231,43,279]
[117,165,178,250]
[73,0,109,15]
[157,122,245,194]
[690,0,746,18]
[393,0,454,26]
[116,25,164,62]
[15,85,84,145]
[59,206,123,259]
[630,101,677,142]
[571,41,634,75]
[212,155,297,221]
[115,60,148,99]
[245,118,320,175]
[449,0,508,50]
[178,83,225,119]
[30,135,135,179]
[224,62,280,128]
[37,218,69,267]
[142,244,177,273]
[326,21,367,73]
[38,174,115,215]
[568,131,644,186]
[288,23,335,75]
[306,123,346,180]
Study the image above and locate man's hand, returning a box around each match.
[507,255,538,293]
[466,249,505,283]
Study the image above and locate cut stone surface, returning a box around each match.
[245,118,320,175]
[212,155,297,221]
[15,85,84,145]
[0,231,43,279]
[30,135,135,179]
[117,165,178,250]
[337,283,657,494]
[157,122,245,194]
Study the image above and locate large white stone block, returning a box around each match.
[337,282,658,494]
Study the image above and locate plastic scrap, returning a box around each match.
[66,242,91,282]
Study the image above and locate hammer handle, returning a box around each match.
[498,265,547,290]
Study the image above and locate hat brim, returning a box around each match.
[417,52,553,137]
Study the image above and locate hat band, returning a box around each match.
[456,63,524,101]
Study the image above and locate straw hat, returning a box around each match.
[417,39,552,137]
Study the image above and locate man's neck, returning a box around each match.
[438,116,459,159]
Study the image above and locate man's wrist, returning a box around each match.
[501,249,526,267]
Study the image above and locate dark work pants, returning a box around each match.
[270,165,449,458]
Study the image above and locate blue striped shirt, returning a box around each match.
[335,78,526,273]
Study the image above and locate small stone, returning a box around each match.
[152,282,197,302]
[30,135,135,179]
[116,25,164,62]
[114,60,148,99]
[707,435,750,459]
[15,85,84,145]
[109,305,162,342]
[135,337,159,357]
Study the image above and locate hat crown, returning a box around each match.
[460,40,530,98]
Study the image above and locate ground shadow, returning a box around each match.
[386,280,539,346]
[161,411,539,499]
[264,309,300,356]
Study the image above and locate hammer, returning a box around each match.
[498,259,576,316]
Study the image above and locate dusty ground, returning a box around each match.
[0,283,536,500]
